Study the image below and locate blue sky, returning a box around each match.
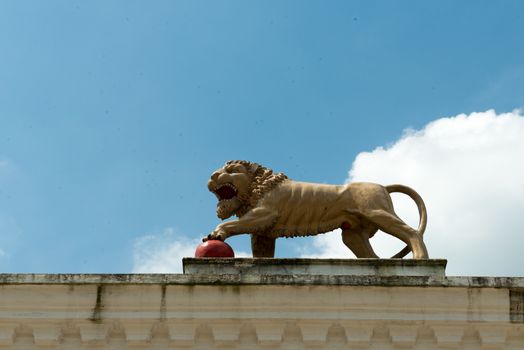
[1,1,524,274]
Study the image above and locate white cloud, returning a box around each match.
[302,110,524,276]
[132,228,199,273]
[132,228,249,273]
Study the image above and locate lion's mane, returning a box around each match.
[225,160,288,216]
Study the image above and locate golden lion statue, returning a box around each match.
[205,160,429,259]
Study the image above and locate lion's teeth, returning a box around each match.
[213,183,237,192]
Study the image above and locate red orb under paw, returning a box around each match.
[195,240,235,258]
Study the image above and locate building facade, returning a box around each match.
[0,259,523,349]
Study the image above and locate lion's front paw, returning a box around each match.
[204,231,225,242]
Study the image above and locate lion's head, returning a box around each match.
[208,160,288,220]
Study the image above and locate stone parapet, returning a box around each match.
[0,259,523,349]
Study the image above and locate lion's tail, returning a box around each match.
[385,184,427,259]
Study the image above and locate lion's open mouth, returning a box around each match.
[214,183,238,201]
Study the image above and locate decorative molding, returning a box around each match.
[339,321,374,347]
[252,320,286,346]
[209,320,242,346]
[30,324,62,347]
[431,324,465,348]
[388,324,419,348]
[476,325,507,349]
[0,323,17,346]
[166,321,198,347]
[297,321,332,346]
[77,322,110,345]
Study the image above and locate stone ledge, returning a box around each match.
[183,258,447,276]
[0,273,523,288]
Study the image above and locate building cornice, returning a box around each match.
[1,273,524,288]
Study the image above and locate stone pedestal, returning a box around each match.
[183,258,447,277]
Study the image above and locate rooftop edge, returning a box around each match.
[0,273,523,288]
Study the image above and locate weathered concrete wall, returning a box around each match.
[0,265,523,349]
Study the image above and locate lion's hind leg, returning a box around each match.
[359,209,428,259]
[341,225,379,258]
